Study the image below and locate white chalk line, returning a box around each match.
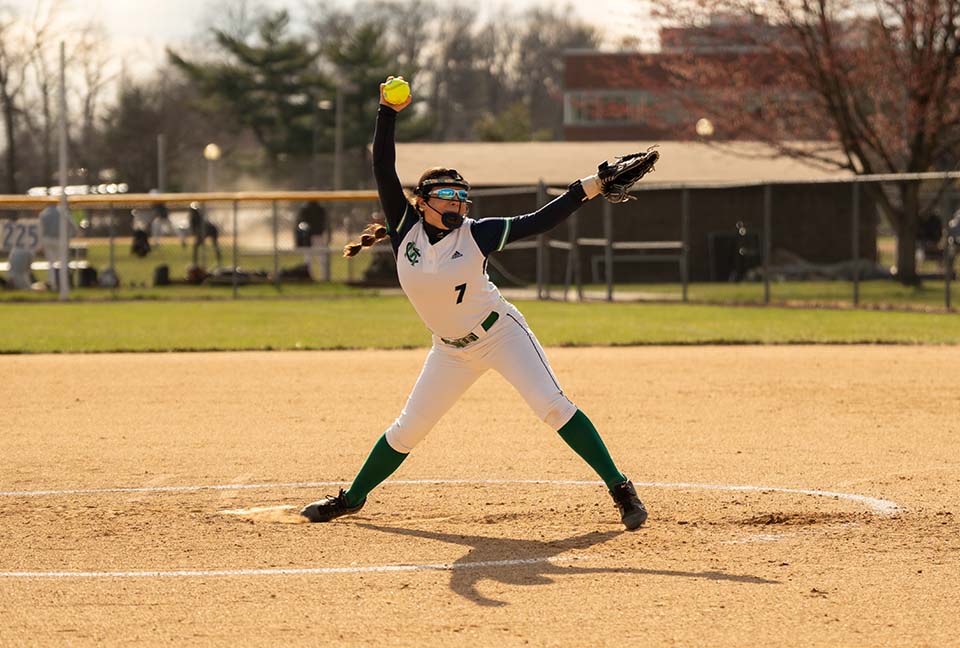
[220,505,295,515]
[0,478,901,515]
[719,533,787,545]
[0,555,584,580]
[0,479,900,581]
[720,520,864,546]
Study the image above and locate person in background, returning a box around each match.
[296,200,328,247]
[38,204,77,288]
[947,207,960,278]
[6,246,35,290]
[149,203,179,248]
[188,202,222,267]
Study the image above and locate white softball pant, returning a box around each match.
[384,303,578,453]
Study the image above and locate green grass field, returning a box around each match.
[0,237,960,309]
[4,240,957,309]
[4,278,956,309]
[3,239,958,353]
[597,279,959,309]
[2,297,959,353]
[80,238,375,286]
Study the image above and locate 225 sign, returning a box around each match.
[0,219,40,252]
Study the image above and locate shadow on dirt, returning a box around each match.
[356,523,778,606]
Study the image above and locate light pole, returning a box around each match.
[332,80,358,190]
[312,97,336,281]
[314,99,333,188]
[202,143,221,269]
[334,83,344,190]
[57,42,70,301]
[157,133,167,191]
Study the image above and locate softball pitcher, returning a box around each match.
[301,77,657,530]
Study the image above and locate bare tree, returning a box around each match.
[423,4,488,140]
[650,0,960,284]
[351,0,436,70]
[515,6,600,137]
[0,3,30,193]
[2,0,119,189]
[102,70,224,192]
[419,4,598,140]
[70,22,114,183]
[19,0,65,185]
[199,0,263,47]
[474,19,523,117]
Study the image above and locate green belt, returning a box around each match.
[441,311,500,348]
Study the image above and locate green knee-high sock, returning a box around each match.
[557,410,627,490]
[344,434,408,507]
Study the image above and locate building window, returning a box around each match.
[564,91,650,126]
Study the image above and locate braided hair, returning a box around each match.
[342,167,469,257]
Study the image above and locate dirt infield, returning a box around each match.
[1,347,957,647]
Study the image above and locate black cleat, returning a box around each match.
[300,489,366,523]
[610,479,648,530]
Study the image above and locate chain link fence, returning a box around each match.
[1,175,958,309]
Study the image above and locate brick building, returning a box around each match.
[563,15,828,141]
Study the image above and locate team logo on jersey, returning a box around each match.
[405,242,422,266]
[452,251,463,259]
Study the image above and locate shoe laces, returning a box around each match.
[611,482,637,504]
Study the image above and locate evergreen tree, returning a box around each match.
[168,10,328,166]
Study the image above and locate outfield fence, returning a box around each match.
[0,172,958,310]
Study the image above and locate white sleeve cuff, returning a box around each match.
[580,175,602,200]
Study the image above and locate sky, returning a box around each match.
[9,0,654,78]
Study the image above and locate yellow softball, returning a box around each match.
[383,78,410,105]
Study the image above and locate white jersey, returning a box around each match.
[395,217,505,339]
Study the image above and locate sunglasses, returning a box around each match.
[428,188,469,201]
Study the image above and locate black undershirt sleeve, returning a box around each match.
[470,181,589,257]
[372,105,409,236]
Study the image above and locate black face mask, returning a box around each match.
[423,200,466,230]
[441,211,464,229]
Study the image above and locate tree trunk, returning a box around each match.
[895,182,920,285]
[1,92,17,194]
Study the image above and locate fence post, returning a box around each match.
[681,187,689,303]
[536,234,544,299]
[232,200,239,299]
[572,212,583,301]
[323,211,332,282]
[562,208,571,301]
[344,215,354,283]
[946,236,954,310]
[604,199,613,302]
[852,181,860,306]
[536,180,548,299]
[272,201,280,290]
[763,184,772,305]
[108,203,116,281]
[200,201,208,269]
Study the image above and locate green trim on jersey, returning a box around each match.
[497,218,513,251]
[386,203,410,234]
[394,203,411,235]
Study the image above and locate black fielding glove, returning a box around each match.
[597,147,660,203]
